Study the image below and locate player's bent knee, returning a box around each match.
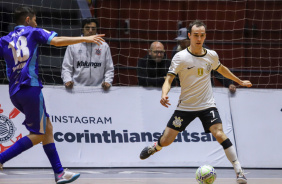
[28,133,45,145]
[212,130,225,140]
[45,121,53,133]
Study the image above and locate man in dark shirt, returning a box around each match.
[137,41,173,87]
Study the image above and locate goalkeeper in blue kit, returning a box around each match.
[0,6,104,184]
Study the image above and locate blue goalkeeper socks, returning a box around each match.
[43,143,64,174]
[0,136,33,164]
[0,138,63,174]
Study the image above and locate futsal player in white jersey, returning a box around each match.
[140,20,251,184]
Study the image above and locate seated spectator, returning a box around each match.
[172,27,236,93]
[138,41,174,87]
[61,18,114,90]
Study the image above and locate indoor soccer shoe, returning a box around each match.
[55,169,80,184]
[236,170,247,184]
[140,142,161,160]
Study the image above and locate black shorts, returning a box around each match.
[167,107,222,133]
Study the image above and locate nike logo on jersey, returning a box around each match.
[211,118,218,123]
[187,66,195,70]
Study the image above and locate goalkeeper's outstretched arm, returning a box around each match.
[50,34,105,47]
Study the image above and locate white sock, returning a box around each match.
[224,146,242,173]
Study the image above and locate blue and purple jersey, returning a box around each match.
[0,26,57,96]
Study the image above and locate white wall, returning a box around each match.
[229,89,282,168]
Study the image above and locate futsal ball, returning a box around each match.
[195,165,217,184]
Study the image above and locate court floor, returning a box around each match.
[0,168,281,184]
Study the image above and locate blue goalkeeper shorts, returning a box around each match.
[10,86,49,134]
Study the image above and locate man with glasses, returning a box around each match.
[137,41,175,87]
[61,18,114,90]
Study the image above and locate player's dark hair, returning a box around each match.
[14,6,36,25]
[187,20,207,34]
[81,18,99,29]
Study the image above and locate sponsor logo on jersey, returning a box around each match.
[173,116,183,128]
[12,61,27,72]
[77,61,102,68]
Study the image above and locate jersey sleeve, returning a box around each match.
[33,28,58,45]
[210,50,221,70]
[168,52,183,76]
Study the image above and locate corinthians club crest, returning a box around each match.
[173,116,183,128]
[0,104,22,153]
[0,114,16,143]
[96,48,101,55]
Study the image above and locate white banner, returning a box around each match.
[230,88,282,168]
[1,85,234,167]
